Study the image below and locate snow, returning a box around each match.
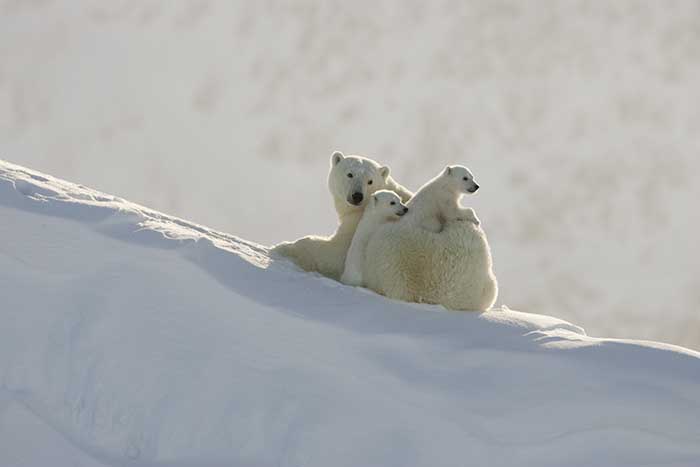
[1,159,700,467]
[2,1,700,349]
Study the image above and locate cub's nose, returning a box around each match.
[468,184,480,193]
[403,207,409,214]
[351,192,364,204]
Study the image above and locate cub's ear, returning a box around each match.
[443,166,452,176]
[379,166,390,179]
[331,151,345,166]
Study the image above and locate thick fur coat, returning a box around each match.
[341,190,408,287]
[363,220,498,311]
[272,152,498,311]
[270,152,411,280]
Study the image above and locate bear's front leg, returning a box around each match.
[445,205,480,227]
[270,235,326,274]
[340,268,363,287]
[457,207,480,226]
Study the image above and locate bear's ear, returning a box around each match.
[379,166,390,179]
[444,166,452,176]
[331,151,345,166]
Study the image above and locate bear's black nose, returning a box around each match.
[351,192,363,204]
[403,207,409,213]
[468,184,479,193]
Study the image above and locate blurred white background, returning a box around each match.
[1,1,698,348]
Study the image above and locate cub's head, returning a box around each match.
[441,165,480,194]
[366,190,408,221]
[328,151,392,209]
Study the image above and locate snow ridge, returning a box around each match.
[1,160,699,467]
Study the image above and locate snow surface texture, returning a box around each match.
[2,161,700,467]
[2,1,699,349]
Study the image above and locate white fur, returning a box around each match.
[362,165,497,311]
[272,153,497,311]
[270,151,411,280]
[403,165,481,233]
[363,220,498,311]
[341,190,408,287]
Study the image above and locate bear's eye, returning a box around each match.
[463,177,469,181]
[347,173,353,178]
[390,201,396,206]
[368,180,373,185]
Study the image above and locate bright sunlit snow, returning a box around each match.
[1,160,699,467]
[3,2,700,349]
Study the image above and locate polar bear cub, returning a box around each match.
[341,190,409,286]
[403,165,481,233]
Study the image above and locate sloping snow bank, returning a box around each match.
[1,160,699,467]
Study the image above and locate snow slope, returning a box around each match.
[3,1,700,349]
[1,160,699,467]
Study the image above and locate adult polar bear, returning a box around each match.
[271,151,498,311]
[271,151,412,280]
[363,211,498,311]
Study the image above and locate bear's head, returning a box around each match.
[366,190,409,222]
[328,151,392,214]
[441,165,480,194]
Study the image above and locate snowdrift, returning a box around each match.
[1,160,699,467]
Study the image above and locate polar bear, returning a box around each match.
[363,215,498,311]
[404,165,481,233]
[270,151,412,280]
[362,166,497,311]
[272,152,497,311]
[341,190,409,287]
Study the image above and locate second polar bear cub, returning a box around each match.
[341,190,408,286]
[404,165,481,233]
